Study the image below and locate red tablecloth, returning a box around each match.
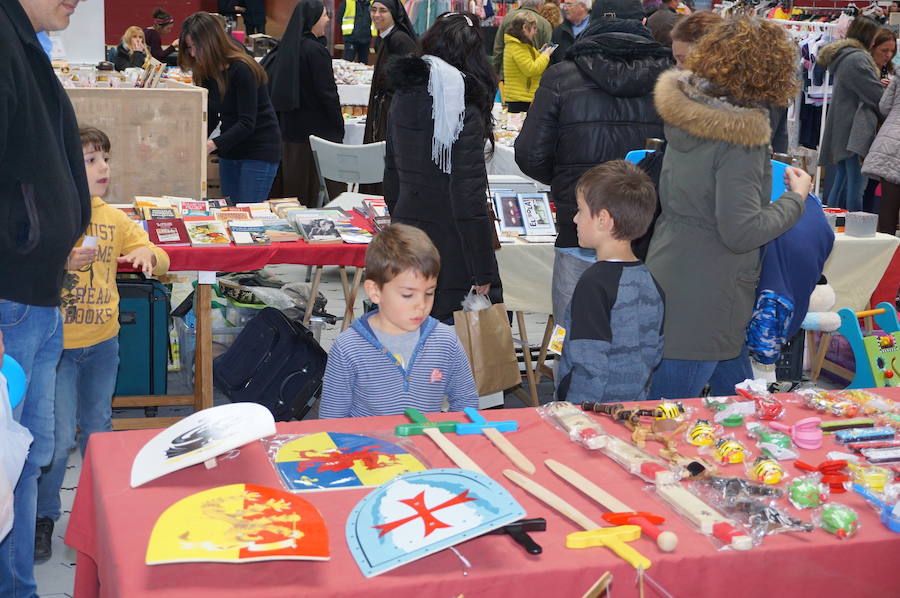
[66,395,900,598]
[871,244,900,309]
[162,241,367,272]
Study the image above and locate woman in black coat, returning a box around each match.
[363,0,417,144]
[113,26,147,71]
[385,13,500,322]
[244,0,267,35]
[266,0,344,205]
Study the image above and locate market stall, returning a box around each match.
[67,394,900,598]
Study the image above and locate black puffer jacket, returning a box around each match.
[515,20,672,248]
[384,56,499,321]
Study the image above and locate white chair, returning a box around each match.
[309,135,386,208]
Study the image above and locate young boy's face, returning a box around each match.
[574,192,605,249]
[83,145,110,198]
[364,270,437,335]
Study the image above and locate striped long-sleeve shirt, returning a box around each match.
[319,312,478,418]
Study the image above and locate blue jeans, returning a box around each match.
[649,344,753,400]
[36,336,118,522]
[551,248,595,325]
[218,158,278,204]
[828,156,865,212]
[0,301,62,598]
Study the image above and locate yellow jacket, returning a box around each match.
[502,34,550,103]
[61,197,170,349]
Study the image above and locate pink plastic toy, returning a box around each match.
[769,417,823,450]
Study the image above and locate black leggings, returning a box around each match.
[506,101,531,113]
[878,180,900,234]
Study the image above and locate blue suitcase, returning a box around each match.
[114,275,169,396]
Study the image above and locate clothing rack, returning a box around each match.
[767,17,837,196]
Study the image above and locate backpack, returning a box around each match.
[631,147,665,262]
[213,307,327,421]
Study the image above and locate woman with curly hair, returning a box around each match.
[818,16,885,212]
[646,17,813,399]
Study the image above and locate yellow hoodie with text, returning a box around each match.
[502,34,550,103]
[61,197,170,349]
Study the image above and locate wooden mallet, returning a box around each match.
[394,408,486,475]
[456,407,536,474]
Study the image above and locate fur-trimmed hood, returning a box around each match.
[818,38,877,73]
[654,69,771,147]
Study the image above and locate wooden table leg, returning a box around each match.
[810,331,832,382]
[304,266,323,328]
[342,267,364,332]
[194,282,213,412]
[535,316,555,382]
[516,311,539,407]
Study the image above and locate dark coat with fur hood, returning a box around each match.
[513,21,672,248]
[646,69,805,362]
[384,56,499,322]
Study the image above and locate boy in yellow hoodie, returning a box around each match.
[34,127,170,562]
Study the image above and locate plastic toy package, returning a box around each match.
[538,402,609,450]
[685,419,719,447]
[813,503,860,539]
[539,402,683,483]
[787,473,829,509]
[746,456,787,485]
[701,434,750,465]
[847,462,892,492]
[704,396,756,427]
[690,479,812,545]
[735,379,785,421]
[794,388,860,418]
[837,389,896,416]
[745,422,797,461]
[262,431,430,492]
[697,476,783,507]
[852,483,900,533]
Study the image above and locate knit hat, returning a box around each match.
[593,0,645,21]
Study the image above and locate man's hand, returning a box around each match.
[118,247,157,276]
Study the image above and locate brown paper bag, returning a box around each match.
[453,302,521,396]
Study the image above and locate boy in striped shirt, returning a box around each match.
[319,224,479,418]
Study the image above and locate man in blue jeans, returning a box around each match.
[0,0,91,595]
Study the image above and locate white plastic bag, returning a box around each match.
[0,371,33,542]
[460,289,491,312]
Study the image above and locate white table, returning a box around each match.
[486,143,550,191]
[337,83,370,106]
[822,232,900,311]
[342,117,366,145]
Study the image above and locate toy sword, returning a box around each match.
[503,469,652,570]
[395,409,486,475]
[545,459,678,552]
[456,407,536,474]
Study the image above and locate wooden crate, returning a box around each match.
[66,80,207,203]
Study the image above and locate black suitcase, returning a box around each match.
[212,307,327,421]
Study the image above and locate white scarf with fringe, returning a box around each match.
[422,54,465,174]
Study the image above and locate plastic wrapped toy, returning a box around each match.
[746,422,797,461]
[847,463,891,492]
[539,402,608,450]
[747,456,786,484]
[686,419,718,447]
[814,503,860,538]
[852,483,900,533]
[787,474,828,509]
[795,388,860,418]
[735,380,785,421]
[709,437,748,464]
[698,476,783,507]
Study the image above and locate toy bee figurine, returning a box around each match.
[654,402,685,420]
[749,456,785,484]
[687,420,716,447]
[714,438,746,464]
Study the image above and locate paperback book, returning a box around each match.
[185,220,231,247]
[147,218,191,246]
[228,219,271,246]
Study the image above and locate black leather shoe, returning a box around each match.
[34,517,54,563]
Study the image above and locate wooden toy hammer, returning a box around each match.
[456,407,536,474]
[394,408,486,475]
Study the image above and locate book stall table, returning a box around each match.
[112,241,366,431]
[67,393,900,598]
[495,233,900,404]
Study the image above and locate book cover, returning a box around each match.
[214,209,252,222]
[134,196,172,208]
[142,206,181,220]
[178,199,210,217]
[185,220,231,247]
[147,218,191,246]
[294,215,342,244]
[228,219,271,246]
[207,198,229,209]
[362,198,388,218]
[263,219,301,242]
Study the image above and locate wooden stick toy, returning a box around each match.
[394,408,486,475]
[456,407,536,474]
[545,459,679,552]
[653,478,753,551]
[503,469,652,570]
